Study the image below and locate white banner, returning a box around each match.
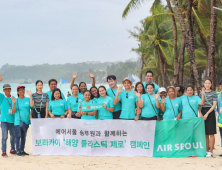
[31,119,156,157]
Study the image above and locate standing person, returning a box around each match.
[113,78,138,120]
[134,82,146,120]
[13,86,32,156]
[70,73,95,98]
[46,79,65,101]
[217,80,222,157]
[0,77,17,157]
[106,75,122,119]
[75,91,97,120]
[26,80,49,118]
[135,83,160,121]
[48,88,68,118]
[90,86,100,102]
[67,84,84,119]
[143,70,160,94]
[200,78,217,158]
[180,85,205,119]
[97,86,114,120]
[158,87,167,120]
[160,86,182,120]
[175,85,185,97]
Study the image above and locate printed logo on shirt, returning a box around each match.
[175,104,179,107]
[190,100,196,103]
[60,104,64,106]
[129,96,134,99]
[25,102,29,105]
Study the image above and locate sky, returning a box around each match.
[0,0,155,67]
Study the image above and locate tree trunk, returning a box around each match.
[156,46,167,87]
[140,55,144,82]
[179,38,185,85]
[173,0,201,92]
[166,0,179,85]
[190,62,195,87]
[207,0,217,90]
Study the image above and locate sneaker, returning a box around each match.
[21,151,29,156]
[2,152,7,157]
[206,152,213,157]
[10,149,17,155]
[219,154,222,157]
[16,152,24,157]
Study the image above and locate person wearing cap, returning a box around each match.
[158,87,167,120]
[46,79,66,101]
[113,77,138,120]
[0,75,17,157]
[175,85,185,97]
[106,75,122,119]
[12,86,33,156]
[135,83,161,120]
[180,85,205,119]
[143,70,160,94]
[217,80,222,157]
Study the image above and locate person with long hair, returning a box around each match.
[75,91,97,119]
[26,80,49,118]
[134,82,145,121]
[106,75,122,119]
[67,84,84,119]
[180,85,205,119]
[96,86,114,119]
[135,83,160,121]
[13,86,32,156]
[200,78,217,158]
[160,86,182,120]
[113,78,138,120]
[90,86,100,102]
[48,88,68,118]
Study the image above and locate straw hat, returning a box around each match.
[122,77,132,85]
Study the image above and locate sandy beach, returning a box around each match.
[0,126,222,170]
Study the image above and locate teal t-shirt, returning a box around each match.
[143,82,160,94]
[92,98,98,103]
[163,97,182,120]
[217,93,222,114]
[181,95,201,119]
[67,95,84,112]
[48,99,68,116]
[77,101,96,120]
[14,97,31,126]
[141,93,160,118]
[0,93,15,123]
[107,88,121,112]
[46,91,66,101]
[118,90,138,119]
[97,96,114,120]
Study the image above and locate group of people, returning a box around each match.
[0,70,221,158]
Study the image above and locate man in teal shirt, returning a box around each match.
[0,81,17,157]
[46,79,65,101]
[143,70,160,94]
[106,75,121,119]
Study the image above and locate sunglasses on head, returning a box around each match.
[167,86,174,89]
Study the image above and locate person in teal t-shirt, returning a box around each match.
[46,79,66,101]
[180,85,205,119]
[160,86,182,120]
[90,86,100,101]
[13,86,32,156]
[135,83,161,121]
[114,77,138,120]
[217,80,222,157]
[106,75,122,119]
[0,80,17,157]
[97,86,114,120]
[48,88,68,118]
[76,91,97,120]
[67,84,84,119]
[142,70,160,94]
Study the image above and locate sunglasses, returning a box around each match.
[126,93,128,98]
[76,97,78,103]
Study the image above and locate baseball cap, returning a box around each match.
[17,86,25,91]
[158,87,167,93]
[3,84,11,89]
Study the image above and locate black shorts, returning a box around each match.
[71,111,81,119]
[141,116,157,120]
[202,107,216,135]
[32,108,46,118]
[113,110,121,119]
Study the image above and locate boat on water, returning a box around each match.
[60,77,68,85]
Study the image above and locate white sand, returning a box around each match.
[0,127,222,170]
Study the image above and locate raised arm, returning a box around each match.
[11,97,16,114]
[160,96,166,112]
[88,73,95,87]
[155,93,161,109]
[26,90,34,107]
[113,86,123,105]
[70,73,78,90]
[102,103,114,112]
[134,92,143,108]
[199,88,205,106]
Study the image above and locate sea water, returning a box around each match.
[0,83,109,99]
